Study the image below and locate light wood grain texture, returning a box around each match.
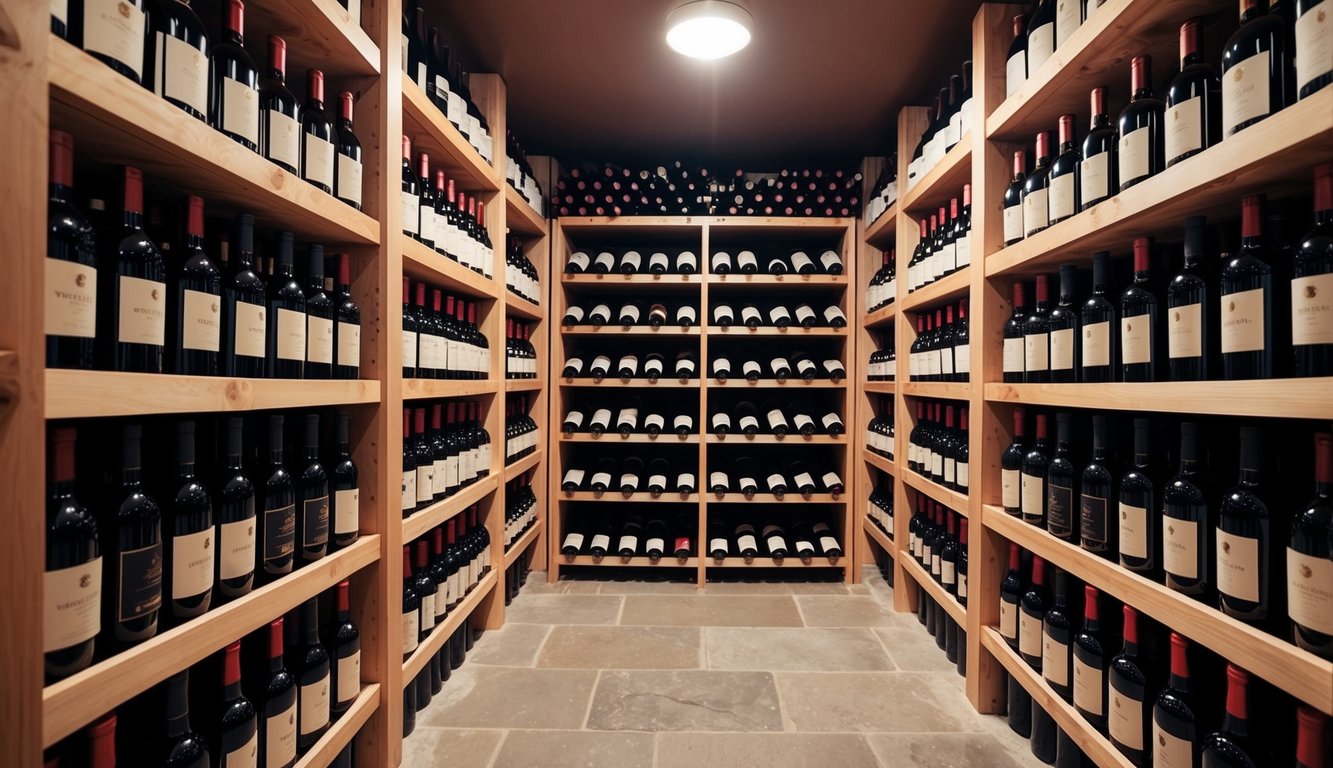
[707,379,846,389]
[505,379,545,392]
[900,556,967,625]
[562,556,701,568]
[559,492,702,504]
[402,475,501,544]
[562,325,702,336]
[707,434,847,445]
[560,433,700,444]
[864,203,898,248]
[707,558,846,569]
[900,381,973,401]
[506,294,544,321]
[245,0,380,78]
[403,236,501,298]
[559,378,699,388]
[864,450,896,476]
[505,524,542,568]
[402,571,498,680]
[44,536,380,746]
[709,326,848,337]
[707,493,847,505]
[900,265,972,313]
[986,380,1333,420]
[48,38,380,245]
[863,516,896,556]
[46,370,381,418]
[504,449,544,481]
[706,274,848,286]
[864,304,897,328]
[562,273,704,286]
[402,378,498,400]
[401,78,498,193]
[900,133,972,216]
[903,470,970,517]
[864,381,896,394]
[985,505,1333,715]
[505,184,547,236]
[292,683,381,768]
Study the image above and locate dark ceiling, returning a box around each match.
[442,0,981,166]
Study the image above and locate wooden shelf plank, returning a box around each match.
[706,557,845,569]
[505,379,545,392]
[402,378,498,401]
[505,185,547,236]
[985,380,1333,421]
[902,471,969,517]
[900,267,971,313]
[559,378,699,389]
[864,381,896,394]
[901,555,966,625]
[900,381,973,401]
[864,305,897,328]
[403,475,500,544]
[863,516,896,556]
[46,370,380,419]
[562,274,703,287]
[292,683,380,768]
[560,492,701,504]
[43,536,380,746]
[505,295,544,321]
[246,0,379,79]
[706,493,846,505]
[558,216,704,230]
[48,38,379,246]
[706,274,848,286]
[707,216,857,231]
[401,79,498,193]
[560,433,700,445]
[709,326,848,338]
[504,524,541,568]
[864,450,896,476]
[986,88,1333,277]
[562,325,701,337]
[984,505,1333,715]
[708,379,845,389]
[403,237,500,299]
[864,203,898,248]
[900,135,971,215]
[561,556,700,567]
[981,628,1136,768]
[403,571,498,680]
[706,434,847,445]
[504,449,543,481]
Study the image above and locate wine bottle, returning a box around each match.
[1003,410,1026,517]
[1296,706,1328,768]
[209,0,259,152]
[1072,585,1107,733]
[296,414,329,564]
[1027,0,1056,74]
[1019,555,1048,669]
[1163,421,1213,600]
[328,580,360,719]
[1079,414,1116,557]
[1152,633,1199,768]
[1217,426,1273,623]
[333,93,363,210]
[219,213,264,376]
[1109,605,1151,764]
[1121,238,1160,381]
[1004,150,1028,246]
[1048,115,1080,226]
[299,70,336,195]
[1042,567,1074,701]
[259,618,297,768]
[259,36,300,174]
[215,416,256,600]
[400,137,420,241]
[1222,0,1294,137]
[1021,414,1051,527]
[1167,216,1214,381]
[168,420,214,620]
[1293,163,1333,377]
[400,545,419,659]
[149,0,208,121]
[44,427,100,681]
[1166,19,1221,167]
[1047,265,1080,382]
[1006,15,1028,98]
[1081,87,1118,209]
[1118,56,1165,191]
[1081,251,1117,382]
[1046,412,1078,543]
[171,195,222,376]
[1200,665,1261,766]
[412,540,436,649]
[333,253,360,379]
[163,670,209,767]
[1004,282,1028,382]
[302,245,334,379]
[104,165,167,373]
[1221,196,1275,379]
[999,543,1023,649]
[70,0,147,82]
[267,232,306,378]
[1024,132,1053,238]
[1025,274,1053,382]
[217,641,258,766]
[1290,431,1333,657]
[259,415,296,581]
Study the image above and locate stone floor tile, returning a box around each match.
[537,626,701,669]
[587,670,783,731]
[492,730,654,768]
[417,666,599,729]
[867,733,1027,768]
[402,728,503,768]
[705,627,894,671]
[503,594,623,625]
[795,595,898,627]
[775,672,981,733]
[596,579,700,595]
[702,580,850,595]
[619,595,802,627]
[655,733,880,768]
[468,624,552,667]
[875,625,960,671]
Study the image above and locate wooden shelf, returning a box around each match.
[981,628,1135,768]
[708,326,848,337]
[562,556,700,568]
[864,381,896,394]
[43,535,380,746]
[560,433,699,444]
[557,216,703,231]
[506,295,545,321]
[900,267,971,313]
[985,380,1333,421]
[900,135,971,215]
[900,555,966,625]
[504,524,541,567]
[403,237,500,299]
[46,370,380,419]
[900,381,972,401]
[863,204,898,248]
[562,274,702,287]
[707,216,856,232]
[902,471,969,516]
[504,449,543,481]
[560,492,701,504]
[559,378,699,389]
[403,571,498,680]
[863,305,896,328]
[403,475,501,543]
[984,505,1333,715]
[505,185,547,236]
[293,683,380,768]
[562,325,701,337]
[864,450,896,476]
[863,516,895,556]
[505,379,545,392]
[706,557,845,569]
[706,274,848,286]
[48,38,379,246]
[986,88,1333,277]
[706,434,847,445]
[707,493,846,505]
[403,378,498,401]
[708,379,845,389]
[401,79,498,193]
[247,0,379,79]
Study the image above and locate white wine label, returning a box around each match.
[590,533,611,552]
[401,330,417,369]
[267,110,301,170]
[567,252,590,271]
[400,470,415,512]
[1043,636,1069,687]
[1080,151,1109,203]
[1023,188,1049,234]
[1119,502,1149,559]
[182,289,221,352]
[710,471,729,489]
[821,471,841,490]
[954,343,971,375]
[677,472,695,489]
[1082,320,1110,367]
[45,259,98,338]
[118,275,167,345]
[1153,721,1194,768]
[1003,337,1025,373]
[1296,6,1333,94]
[1121,315,1152,364]
[1019,610,1042,658]
[1168,302,1203,358]
[1293,273,1333,345]
[1119,126,1150,185]
[156,33,207,114]
[1002,469,1020,509]
[222,77,260,145]
[1073,656,1103,715]
[1003,205,1024,243]
[1223,56,1272,135]
[419,594,434,631]
[1021,473,1044,519]
[43,558,102,652]
[1000,600,1018,641]
[1221,288,1266,353]
[1028,22,1055,72]
[1109,690,1144,750]
[738,534,758,552]
[618,535,639,553]
[1163,516,1199,579]
[1006,53,1026,97]
[337,650,361,704]
[304,134,335,188]
[276,307,306,362]
[84,0,146,76]
[1050,327,1074,370]
[765,473,786,490]
[226,730,258,768]
[335,488,359,535]
[219,517,256,581]
[562,532,585,552]
[266,704,298,768]
[235,301,266,359]
[619,473,640,490]
[53,0,68,26]
[400,193,418,234]
[710,537,728,554]
[336,321,360,367]
[171,528,215,599]
[307,315,333,364]
[1056,0,1080,46]
[957,461,969,489]
[1216,529,1260,602]
[956,234,971,267]
[336,154,363,206]
[1048,173,1075,221]
[298,676,330,736]
[1288,547,1333,634]
[402,610,418,654]
[1165,96,1203,161]
[590,471,612,488]
[1025,332,1050,372]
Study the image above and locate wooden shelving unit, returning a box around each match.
[862,516,895,556]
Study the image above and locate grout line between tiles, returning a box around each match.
[483,729,507,768]
[580,669,603,730]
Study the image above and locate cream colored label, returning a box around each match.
[1082,320,1110,367]
[53,0,68,25]
[1081,151,1109,202]
[1163,516,1199,579]
[307,315,333,364]
[401,331,417,369]
[1025,332,1049,372]
[1002,468,1020,509]
[1003,205,1024,243]
[1024,188,1049,234]
[1297,6,1333,91]
[1006,53,1026,97]
[1153,722,1194,768]
[402,610,418,654]
[276,307,306,362]
[234,301,266,358]
[1019,610,1042,658]
[299,676,329,736]
[219,517,256,580]
[1073,656,1103,715]
[1003,337,1025,373]
[337,321,360,367]
[1168,302,1202,359]
[1043,636,1069,687]
[1021,473,1044,519]
[1217,529,1260,602]
[334,488,358,535]
[1120,502,1148,559]
[1293,273,1333,345]
[43,558,102,652]
[226,730,257,768]
[1287,547,1333,634]
[118,275,166,345]
[84,0,145,78]
[1121,315,1151,364]
[265,705,297,767]
[1224,56,1272,134]
[955,343,971,374]
[267,110,300,169]
[171,528,214,599]
[182,289,221,352]
[1165,96,1203,160]
[1051,327,1074,370]
[1119,127,1150,184]
[45,259,97,338]
[1000,600,1018,641]
[1056,0,1080,45]
[222,77,260,144]
[1110,690,1144,749]
[336,154,363,207]
[400,471,415,511]
[1049,173,1075,221]
[1221,288,1265,353]
[304,135,335,188]
[337,650,360,704]
[1028,23,1054,72]
[156,33,207,114]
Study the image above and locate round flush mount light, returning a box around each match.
[666,1,753,60]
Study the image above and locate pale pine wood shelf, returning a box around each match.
[560,433,699,444]
[504,525,542,568]
[709,326,848,337]
[706,433,847,445]
[902,470,969,517]
[900,267,971,313]
[900,381,972,401]
[402,378,498,400]
[863,305,896,328]
[505,379,545,392]
[706,557,845,569]
[402,475,501,544]
[402,79,499,193]
[505,185,547,236]
[402,571,498,681]
[706,493,846,505]
[864,381,896,394]
[863,516,895,556]
[506,295,544,320]
[900,134,971,216]
[46,370,380,419]
[560,492,701,504]
[864,449,896,476]
[900,555,966,625]
[985,380,1333,421]
[863,203,898,248]
[248,0,379,79]
[562,556,700,568]
[403,237,501,299]
[562,325,702,337]
[504,449,543,481]
[292,683,380,768]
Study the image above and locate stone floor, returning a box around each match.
[403,567,1041,768]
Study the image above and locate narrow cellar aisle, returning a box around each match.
[402,568,1040,768]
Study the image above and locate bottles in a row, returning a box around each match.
[400,402,490,517]
[504,396,539,463]
[44,413,358,681]
[707,459,845,498]
[563,302,697,329]
[865,250,897,312]
[710,249,844,276]
[400,137,495,278]
[716,170,861,218]
[504,473,538,551]
[907,186,972,293]
[565,249,697,275]
[561,457,697,498]
[864,159,898,225]
[906,60,973,188]
[402,2,494,162]
[710,400,845,438]
[711,351,846,384]
[401,278,491,380]
[1004,0,1104,98]
[46,140,361,378]
[868,476,894,537]
[561,511,694,562]
[867,332,896,381]
[1001,408,1333,658]
[706,513,844,563]
[54,3,363,207]
[45,583,360,768]
[505,130,545,216]
[712,302,847,330]
[504,319,538,379]
[505,237,541,305]
[562,398,696,438]
[909,302,970,382]
[401,513,490,662]
[907,402,971,494]
[563,350,697,382]
[866,411,895,460]
[907,500,969,607]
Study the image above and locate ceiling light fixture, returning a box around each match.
[666,0,753,60]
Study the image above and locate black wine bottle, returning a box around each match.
[1080,87,1117,210]
[171,195,222,376]
[1072,585,1107,733]
[1221,0,1294,137]
[44,427,100,681]
[1117,56,1164,192]
[297,414,330,564]
[1046,412,1078,543]
[259,415,296,581]
[299,69,336,195]
[1217,426,1273,624]
[1220,196,1275,380]
[1163,422,1213,600]
[1120,238,1160,382]
[1041,567,1074,701]
[1109,606,1151,765]
[1151,633,1199,768]
[303,245,334,380]
[215,416,256,600]
[209,0,260,152]
[1079,414,1116,557]
[104,165,166,373]
[1119,417,1157,576]
[1165,19,1220,167]
[104,423,163,646]
[1080,251,1116,382]
[266,232,306,379]
[217,641,257,766]
[329,413,359,550]
[328,579,360,719]
[168,420,214,621]
[221,213,265,377]
[259,36,301,174]
[1291,432,1333,658]
[259,619,297,768]
[1167,216,1214,381]
[162,670,209,767]
[149,0,209,122]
